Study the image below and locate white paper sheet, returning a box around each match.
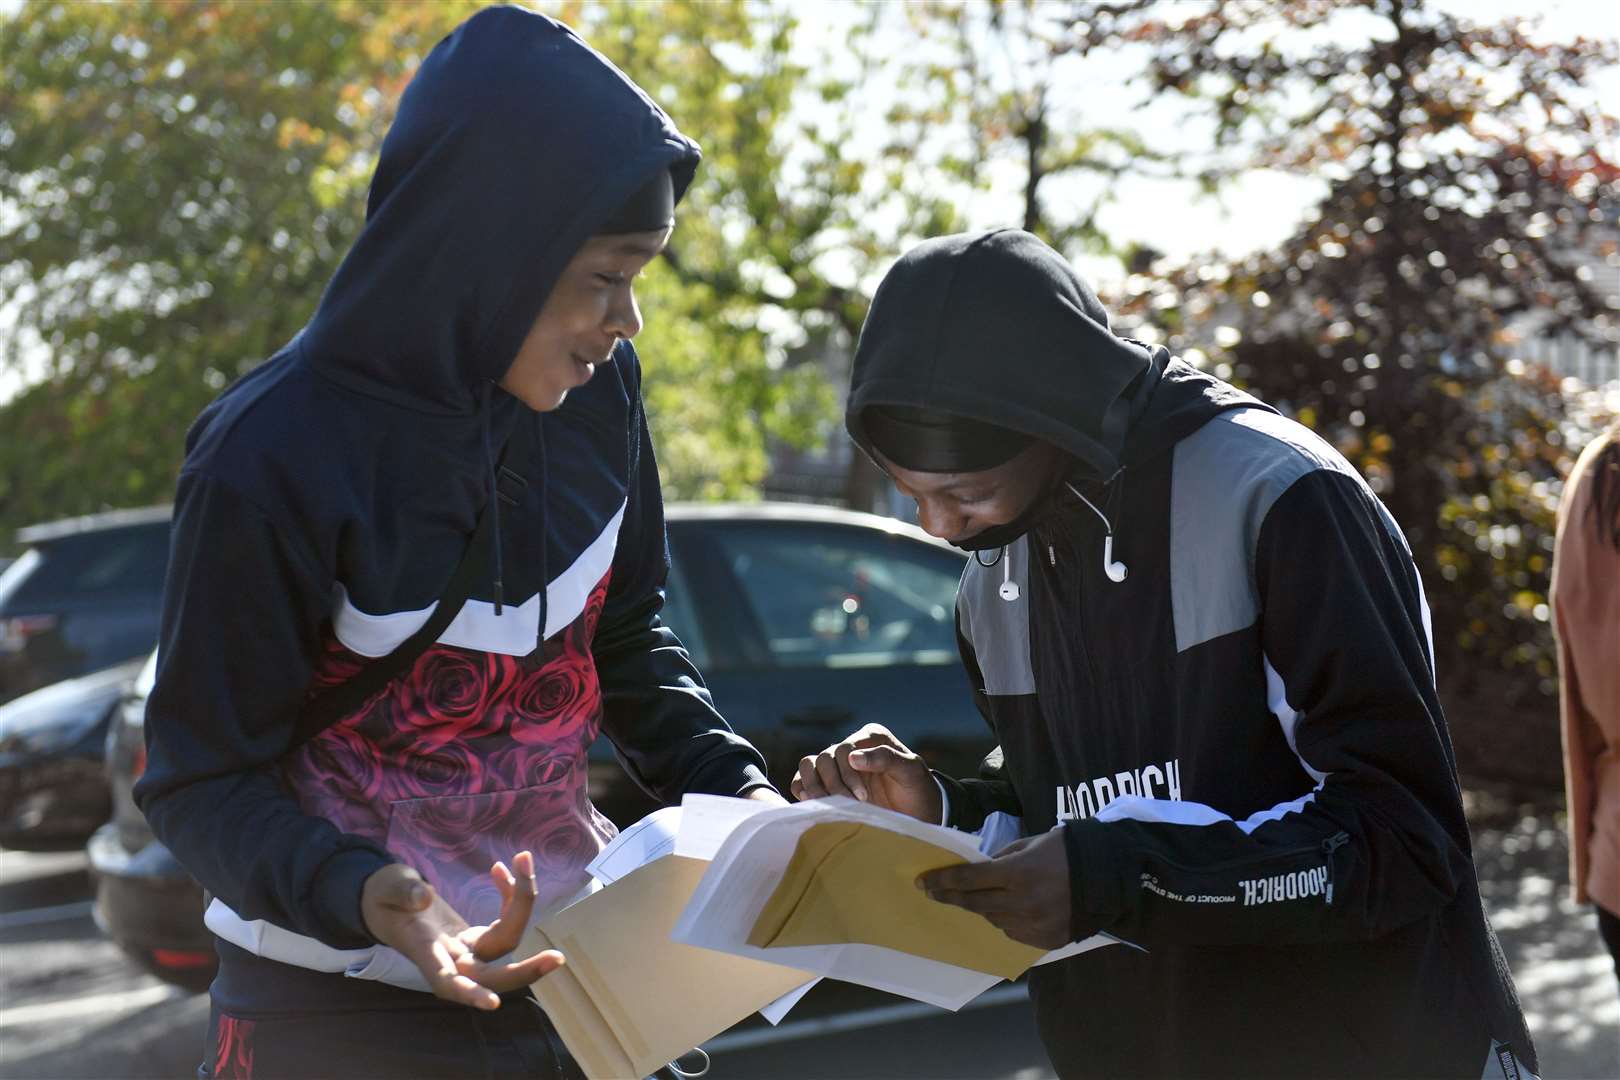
[587,805,683,885]
[672,795,1125,1009]
[672,793,779,861]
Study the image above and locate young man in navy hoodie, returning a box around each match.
[796,229,1538,1078]
[136,9,783,1078]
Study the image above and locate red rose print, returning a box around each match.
[509,664,599,745]
[582,572,610,636]
[383,648,506,751]
[213,1015,255,1079]
[485,744,582,791]
[387,789,517,865]
[378,738,485,803]
[309,630,368,689]
[529,812,593,874]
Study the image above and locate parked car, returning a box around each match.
[93,503,984,991]
[0,656,145,850]
[0,506,171,706]
[592,502,980,824]
[88,649,219,991]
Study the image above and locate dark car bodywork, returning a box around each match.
[94,503,986,990]
[88,650,218,991]
[0,657,145,850]
[0,507,171,706]
[590,503,980,823]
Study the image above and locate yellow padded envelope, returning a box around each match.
[747,821,1045,980]
[525,855,812,1080]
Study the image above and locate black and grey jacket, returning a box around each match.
[846,230,1535,1079]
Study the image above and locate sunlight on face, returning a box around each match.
[499,227,671,411]
[876,441,1070,544]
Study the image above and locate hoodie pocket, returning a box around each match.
[383,770,613,927]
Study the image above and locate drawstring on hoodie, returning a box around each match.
[532,409,548,651]
[481,381,506,616]
[478,383,548,650]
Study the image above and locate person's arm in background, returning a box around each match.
[136,473,557,1008]
[1553,445,1599,906]
[590,354,775,803]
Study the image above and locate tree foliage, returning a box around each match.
[0,0,480,537]
[1096,0,1619,774]
[0,0,952,535]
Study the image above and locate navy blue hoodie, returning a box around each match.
[135,5,769,1013]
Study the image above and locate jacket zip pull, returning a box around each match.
[1047,543,1056,568]
[1320,830,1350,905]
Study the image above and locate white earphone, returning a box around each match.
[1068,483,1129,584]
[1102,533,1128,583]
[998,554,1020,601]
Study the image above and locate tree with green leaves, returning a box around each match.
[0,0,481,539]
[0,0,959,540]
[1098,0,1619,781]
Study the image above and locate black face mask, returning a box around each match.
[948,468,1071,552]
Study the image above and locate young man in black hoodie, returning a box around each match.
[795,229,1538,1078]
[136,9,782,1079]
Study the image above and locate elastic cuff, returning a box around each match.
[1062,820,1126,941]
[680,753,772,801]
[313,848,396,948]
[730,763,772,797]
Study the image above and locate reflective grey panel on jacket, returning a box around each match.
[1170,407,1377,653]
[958,536,1036,696]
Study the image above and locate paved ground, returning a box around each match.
[1,793,1616,1079]
[1466,789,1619,1078]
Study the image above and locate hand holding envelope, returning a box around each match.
[918,829,1076,950]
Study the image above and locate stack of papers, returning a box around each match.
[671,795,1118,1009]
[524,795,1125,1078]
[520,853,812,1080]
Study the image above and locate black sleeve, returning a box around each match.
[590,376,771,803]
[1061,470,1473,946]
[134,474,393,949]
[937,616,1023,832]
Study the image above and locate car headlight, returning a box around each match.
[0,699,112,757]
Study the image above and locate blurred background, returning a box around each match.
[1,0,1617,1076]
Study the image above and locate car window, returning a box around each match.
[3,523,170,610]
[659,559,710,670]
[709,522,963,669]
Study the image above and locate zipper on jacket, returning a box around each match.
[1321,830,1350,905]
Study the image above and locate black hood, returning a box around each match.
[846,229,1259,479]
[299,5,700,417]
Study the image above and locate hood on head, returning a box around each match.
[301,6,700,416]
[845,229,1158,479]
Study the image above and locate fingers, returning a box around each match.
[919,859,1012,895]
[793,724,909,802]
[814,744,861,800]
[457,947,567,992]
[925,885,1017,918]
[847,744,915,775]
[473,851,538,962]
[429,938,502,1011]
